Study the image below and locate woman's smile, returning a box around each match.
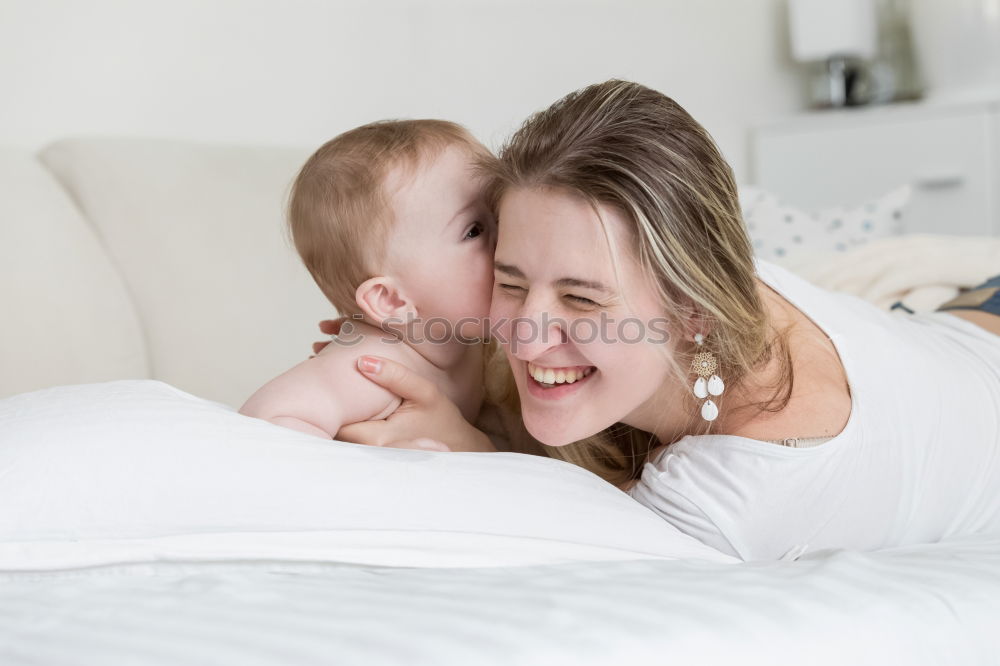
[524,361,598,400]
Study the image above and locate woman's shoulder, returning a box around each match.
[753,256,881,326]
[708,266,855,450]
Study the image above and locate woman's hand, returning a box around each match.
[335,355,497,453]
[311,318,347,357]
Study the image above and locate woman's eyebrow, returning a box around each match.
[494,262,525,278]
[494,262,613,294]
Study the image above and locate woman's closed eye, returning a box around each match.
[498,283,599,307]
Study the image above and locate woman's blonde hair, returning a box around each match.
[479,80,795,487]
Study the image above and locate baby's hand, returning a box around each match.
[380,438,451,453]
[310,317,348,357]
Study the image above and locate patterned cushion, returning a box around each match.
[739,184,911,262]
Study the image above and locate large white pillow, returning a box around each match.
[0,381,736,570]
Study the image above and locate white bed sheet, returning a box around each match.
[1,532,998,666]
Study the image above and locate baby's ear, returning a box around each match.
[355,277,416,327]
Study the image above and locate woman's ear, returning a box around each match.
[679,304,714,343]
[355,277,416,327]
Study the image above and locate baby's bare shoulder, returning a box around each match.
[307,325,434,423]
[240,325,426,430]
[313,322,428,371]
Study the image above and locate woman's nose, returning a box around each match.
[509,301,567,360]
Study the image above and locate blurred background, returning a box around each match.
[2,0,999,405]
[2,0,801,180]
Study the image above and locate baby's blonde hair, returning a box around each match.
[480,80,795,487]
[288,119,488,316]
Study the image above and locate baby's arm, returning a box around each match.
[239,338,404,439]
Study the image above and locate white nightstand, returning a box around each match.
[750,97,1000,236]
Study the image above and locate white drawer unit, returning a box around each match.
[751,99,1000,236]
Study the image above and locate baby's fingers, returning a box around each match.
[335,420,385,447]
[336,419,449,452]
[319,318,345,335]
[385,438,451,452]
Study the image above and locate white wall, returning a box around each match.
[0,0,802,181]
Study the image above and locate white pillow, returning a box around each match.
[0,380,736,570]
[739,184,911,262]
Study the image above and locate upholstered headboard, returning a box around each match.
[1,138,331,407]
[5,137,997,407]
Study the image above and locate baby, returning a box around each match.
[239,120,497,450]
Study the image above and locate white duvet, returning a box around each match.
[2,381,999,666]
[2,536,999,666]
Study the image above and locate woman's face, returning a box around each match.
[489,186,679,446]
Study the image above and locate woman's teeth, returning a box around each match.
[528,362,595,385]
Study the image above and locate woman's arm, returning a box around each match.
[336,355,497,453]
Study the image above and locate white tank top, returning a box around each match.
[627,257,1000,561]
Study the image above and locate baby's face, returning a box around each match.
[383,143,496,341]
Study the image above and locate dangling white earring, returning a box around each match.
[691,332,724,422]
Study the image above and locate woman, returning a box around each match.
[329,80,1000,561]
